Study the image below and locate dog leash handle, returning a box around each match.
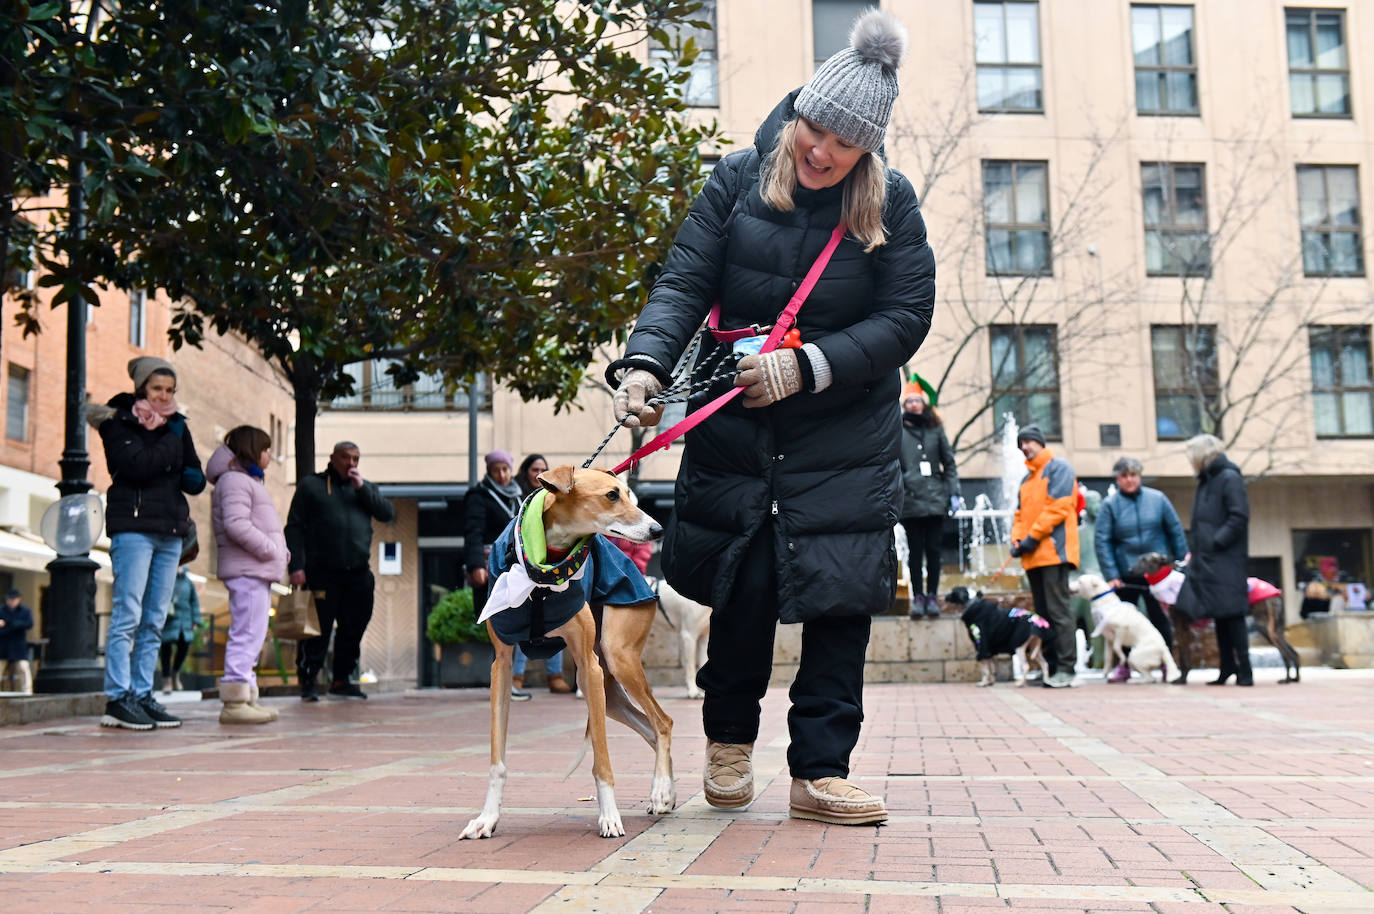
[610,224,847,476]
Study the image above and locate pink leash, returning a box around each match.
[610,223,847,476]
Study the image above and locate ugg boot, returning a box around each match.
[220,680,275,725]
[511,674,524,691]
[789,777,888,825]
[249,683,280,721]
[704,740,755,808]
[547,674,573,694]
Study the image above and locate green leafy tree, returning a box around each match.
[3,1,719,477]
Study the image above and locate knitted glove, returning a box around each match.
[1010,536,1039,558]
[613,369,665,429]
[736,349,802,408]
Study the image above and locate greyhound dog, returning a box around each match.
[1131,552,1300,683]
[460,467,671,839]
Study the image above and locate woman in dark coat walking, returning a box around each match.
[897,389,960,618]
[608,10,933,825]
[1175,434,1253,685]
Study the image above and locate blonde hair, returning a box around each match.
[759,118,888,252]
[1183,434,1225,473]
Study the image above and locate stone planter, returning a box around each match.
[438,642,494,687]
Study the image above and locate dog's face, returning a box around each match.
[1131,552,1171,577]
[945,586,971,607]
[1071,573,1108,602]
[538,467,665,545]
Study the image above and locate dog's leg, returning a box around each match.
[690,627,709,699]
[1012,647,1027,686]
[601,601,676,815]
[1170,608,1191,683]
[680,626,704,699]
[977,659,994,686]
[557,606,623,837]
[460,634,515,839]
[1263,598,1300,683]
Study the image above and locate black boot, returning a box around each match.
[1207,670,1235,686]
[1235,655,1254,686]
[299,671,320,702]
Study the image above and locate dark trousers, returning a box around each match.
[160,637,190,679]
[900,515,945,595]
[695,530,872,780]
[1212,615,1253,680]
[1117,572,1174,650]
[1026,564,1075,674]
[296,568,375,685]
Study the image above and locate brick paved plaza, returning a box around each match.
[2,668,1372,913]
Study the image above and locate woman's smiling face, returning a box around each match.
[792,117,866,190]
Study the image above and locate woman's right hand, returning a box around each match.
[613,369,665,428]
[469,567,489,588]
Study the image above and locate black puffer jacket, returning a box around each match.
[614,92,935,621]
[1175,456,1249,620]
[898,417,959,518]
[98,393,204,537]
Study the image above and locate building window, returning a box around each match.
[974,1,1043,113]
[813,0,869,69]
[1151,324,1218,439]
[650,0,717,107]
[1142,162,1209,276]
[5,364,29,442]
[1293,528,1371,605]
[983,160,1051,275]
[128,289,146,347]
[326,359,489,411]
[1309,325,1373,437]
[990,325,1061,438]
[1298,165,1363,277]
[1131,4,1198,115]
[1285,8,1351,117]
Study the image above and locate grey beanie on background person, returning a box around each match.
[795,9,908,152]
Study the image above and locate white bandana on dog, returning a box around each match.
[1146,568,1184,605]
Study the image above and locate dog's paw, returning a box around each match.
[649,775,676,815]
[976,679,993,687]
[460,814,499,839]
[686,685,705,699]
[598,810,626,838]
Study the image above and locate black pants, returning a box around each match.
[1116,572,1174,650]
[296,567,375,685]
[1026,564,1075,674]
[695,530,872,780]
[900,515,945,595]
[160,637,190,679]
[1212,615,1253,680]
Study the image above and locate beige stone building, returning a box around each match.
[317,0,1374,685]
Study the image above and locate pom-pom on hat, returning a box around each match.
[795,9,908,152]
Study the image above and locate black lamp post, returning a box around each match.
[35,133,104,694]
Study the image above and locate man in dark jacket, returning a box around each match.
[1095,456,1188,653]
[286,442,395,700]
[1174,434,1252,685]
[0,589,34,693]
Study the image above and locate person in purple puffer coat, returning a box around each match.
[207,426,290,725]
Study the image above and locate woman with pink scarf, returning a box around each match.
[93,357,205,730]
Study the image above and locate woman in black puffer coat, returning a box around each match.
[1174,434,1252,686]
[607,11,933,825]
[93,357,205,729]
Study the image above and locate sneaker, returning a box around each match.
[328,681,368,700]
[1107,663,1131,683]
[789,777,888,825]
[139,694,183,728]
[510,687,532,702]
[100,696,155,731]
[300,680,320,702]
[703,740,754,808]
[923,594,940,618]
[1042,671,1076,689]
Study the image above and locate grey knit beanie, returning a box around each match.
[795,9,907,152]
[127,356,175,392]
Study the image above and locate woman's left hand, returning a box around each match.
[736,350,802,407]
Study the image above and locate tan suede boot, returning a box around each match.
[789,777,888,825]
[511,674,525,690]
[249,683,280,721]
[547,674,572,694]
[703,740,754,808]
[219,680,274,725]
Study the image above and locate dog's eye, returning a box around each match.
[605,490,620,502]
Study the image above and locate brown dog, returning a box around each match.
[1131,552,1300,684]
[460,467,671,839]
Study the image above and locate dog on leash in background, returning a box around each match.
[646,577,710,699]
[1131,552,1300,683]
[1072,572,1179,683]
[946,587,1050,686]
[460,467,672,840]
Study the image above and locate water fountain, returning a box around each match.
[949,414,1025,593]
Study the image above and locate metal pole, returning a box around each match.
[467,372,481,487]
[36,130,104,693]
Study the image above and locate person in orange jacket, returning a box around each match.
[1010,425,1080,688]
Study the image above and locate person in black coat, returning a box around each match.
[1174,434,1253,686]
[897,389,960,618]
[607,11,932,825]
[0,589,34,693]
[92,357,205,729]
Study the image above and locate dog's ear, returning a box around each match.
[537,466,576,496]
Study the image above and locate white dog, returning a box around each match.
[1073,573,1179,684]
[648,577,710,699]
